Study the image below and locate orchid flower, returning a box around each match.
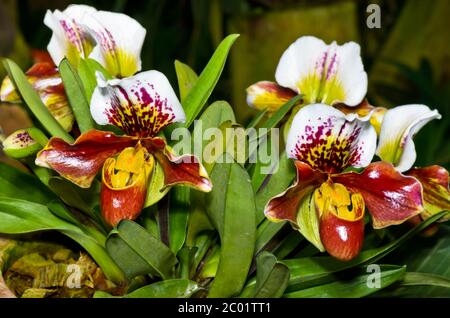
[44,4,146,77]
[264,104,423,261]
[36,71,212,226]
[376,104,450,222]
[246,36,368,113]
[0,62,74,132]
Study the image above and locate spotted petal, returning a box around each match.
[264,161,326,223]
[246,81,297,113]
[275,36,367,106]
[44,5,96,67]
[36,129,137,188]
[408,165,450,222]
[91,71,184,137]
[286,104,376,174]
[333,161,424,229]
[1,63,74,131]
[81,9,146,77]
[376,104,441,172]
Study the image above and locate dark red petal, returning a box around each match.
[264,161,327,223]
[320,209,365,261]
[31,49,55,66]
[36,129,137,188]
[333,161,423,229]
[407,165,450,222]
[149,140,212,192]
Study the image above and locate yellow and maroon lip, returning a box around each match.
[315,181,365,261]
[100,145,152,226]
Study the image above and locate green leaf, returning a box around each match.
[182,34,239,128]
[144,161,169,207]
[247,95,302,161]
[178,247,197,279]
[253,153,296,223]
[0,197,73,234]
[253,252,290,298]
[0,162,56,204]
[174,60,198,103]
[2,58,73,143]
[205,156,256,297]
[106,220,178,280]
[95,279,200,298]
[0,197,125,284]
[374,223,450,297]
[282,211,448,292]
[191,100,236,172]
[401,272,450,288]
[255,221,286,252]
[59,59,94,133]
[78,58,112,102]
[169,187,190,254]
[105,234,157,279]
[246,110,267,129]
[284,265,406,298]
[126,279,200,298]
[26,127,49,147]
[296,192,324,252]
[48,177,100,219]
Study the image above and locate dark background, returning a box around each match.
[1,0,449,169]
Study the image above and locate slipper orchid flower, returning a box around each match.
[36,71,212,226]
[264,104,424,261]
[44,4,146,77]
[246,36,367,114]
[376,104,450,222]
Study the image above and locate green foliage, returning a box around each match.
[59,59,95,133]
[205,156,256,297]
[182,34,239,128]
[106,220,178,280]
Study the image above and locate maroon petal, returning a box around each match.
[36,129,137,188]
[148,139,212,192]
[407,165,450,222]
[264,161,327,223]
[333,161,423,229]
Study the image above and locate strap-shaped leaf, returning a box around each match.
[284,265,406,298]
[106,220,178,280]
[59,59,94,133]
[253,252,290,298]
[206,156,256,297]
[182,34,239,128]
[174,60,198,103]
[0,162,56,204]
